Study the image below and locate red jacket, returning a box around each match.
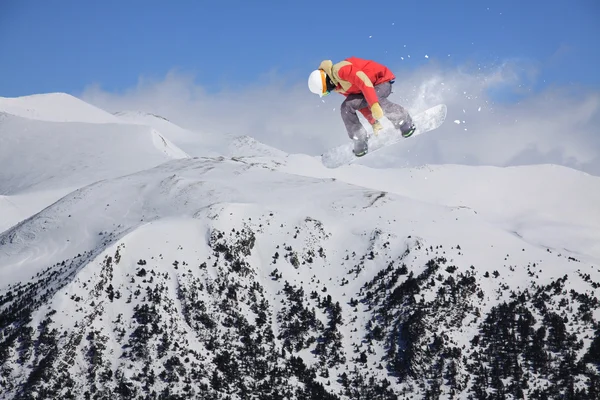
[322,57,395,123]
[334,57,395,106]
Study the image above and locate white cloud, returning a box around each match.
[79,60,600,175]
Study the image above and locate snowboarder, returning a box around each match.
[308,57,415,156]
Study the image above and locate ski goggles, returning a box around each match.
[320,70,330,97]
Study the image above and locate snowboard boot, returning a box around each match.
[394,119,416,138]
[353,138,368,157]
[401,122,416,138]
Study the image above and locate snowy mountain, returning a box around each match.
[0,101,190,234]
[112,111,226,158]
[0,112,188,195]
[1,93,600,400]
[112,110,286,159]
[0,93,122,124]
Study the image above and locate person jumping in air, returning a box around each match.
[308,57,415,157]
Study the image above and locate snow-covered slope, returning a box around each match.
[114,110,287,159]
[0,95,193,233]
[114,111,200,144]
[227,135,288,158]
[279,156,600,261]
[216,153,600,262]
[0,93,122,124]
[0,112,188,195]
[0,188,71,236]
[1,156,599,399]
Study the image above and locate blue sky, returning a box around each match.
[0,0,598,97]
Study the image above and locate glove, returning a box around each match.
[372,121,384,136]
[371,102,384,120]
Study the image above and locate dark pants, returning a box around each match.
[340,81,413,140]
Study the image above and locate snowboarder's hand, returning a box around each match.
[371,102,384,120]
[372,121,383,136]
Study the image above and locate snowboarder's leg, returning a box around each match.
[340,94,370,156]
[340,81,415,156]
[341,94,369,140]
[375,82,416,137]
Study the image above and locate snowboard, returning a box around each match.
[320,104,447,168]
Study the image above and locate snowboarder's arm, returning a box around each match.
[359,107,376,124]
[337,65,378,105]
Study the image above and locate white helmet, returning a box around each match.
[308,69,328,97]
